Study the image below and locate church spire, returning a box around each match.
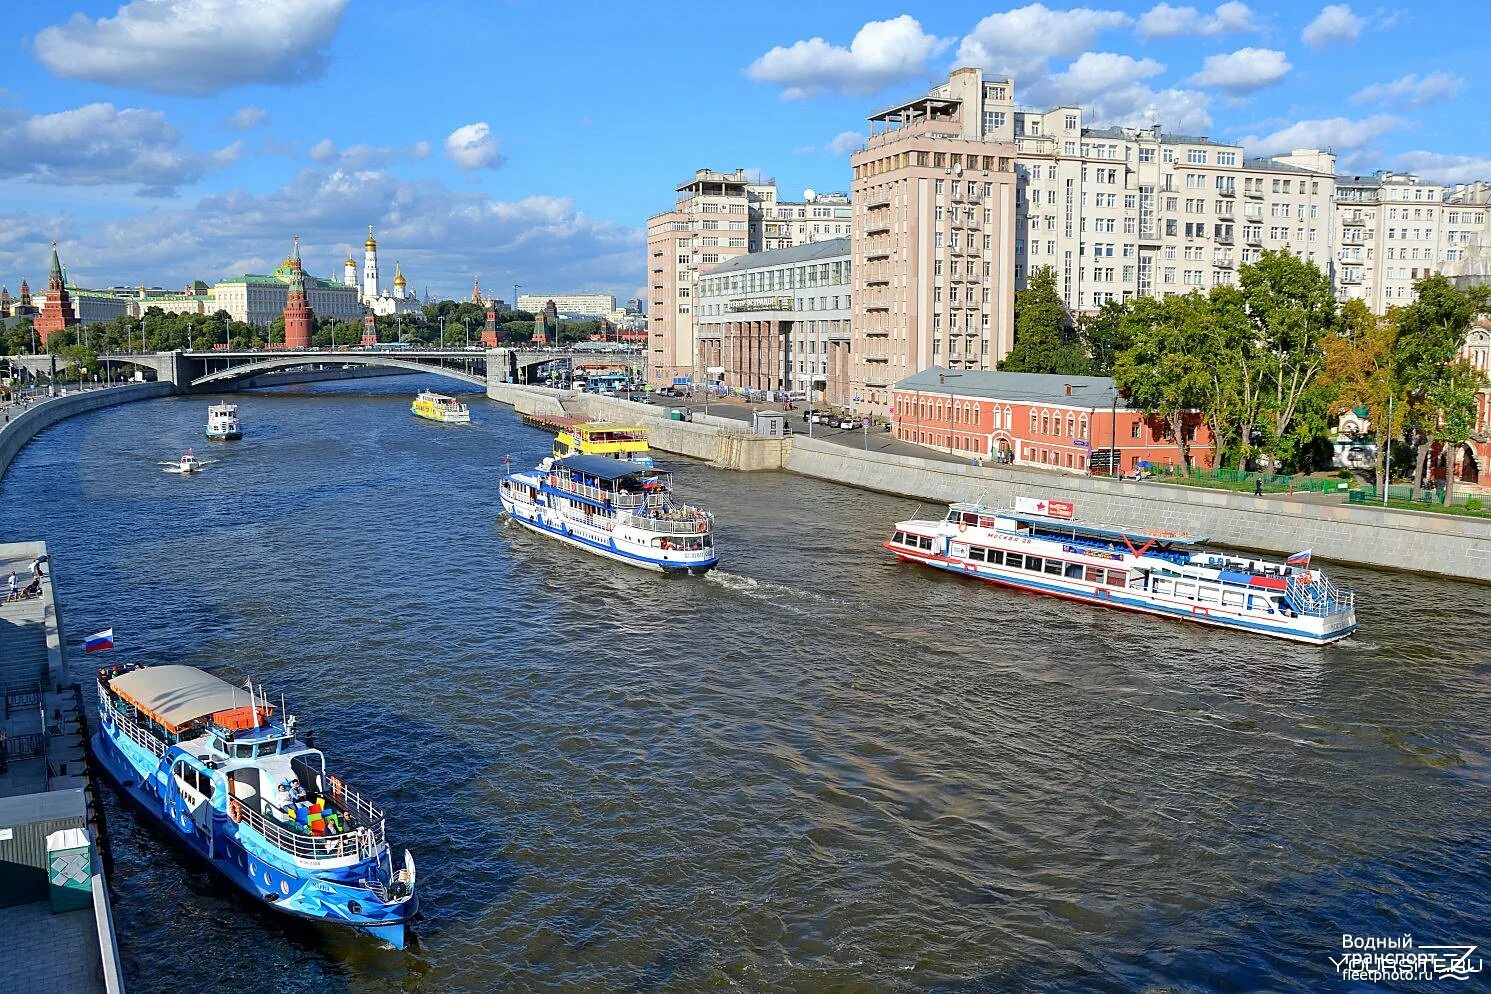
[49,240,63,281]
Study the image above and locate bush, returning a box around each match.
[1468,498,1484,511]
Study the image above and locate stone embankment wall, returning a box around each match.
[0,383,176,482]
[486,383,1491,580]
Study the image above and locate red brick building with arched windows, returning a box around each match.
[890,367,1215,475]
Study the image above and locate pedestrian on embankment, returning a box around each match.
[1254,477,1263,497]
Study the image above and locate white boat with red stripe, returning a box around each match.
[884,497,1357,644]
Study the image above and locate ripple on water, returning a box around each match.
[1,375,1488,993]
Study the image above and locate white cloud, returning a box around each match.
[1033,53,1212,133]
[410,140,431,160]
[309,139,428,169]
[3,167,644,299]
[1352,72,1462,107]
[1187,47,1291,92]
[229,106,268,130]
[444,122,503,170]
[0,102,232,196]
[747,15,950,99]
[827,130,864,156]
[1301,4,1364,47]
[1391,151,1491,186]
[1136,2,1256,38]
[34,0,349,95]
[1239,114,1399,157]
[957,4,1131,81]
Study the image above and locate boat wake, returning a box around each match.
[704,570,837,614]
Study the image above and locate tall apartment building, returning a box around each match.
[960,75,1337,311]
[850,68,1020,416]
[694,238,852,402]
[646,168,765,385]
[516,292,616,317]
[761,192,854,250]
[1335,173,1491,311]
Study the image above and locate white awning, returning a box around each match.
[110,664,248,733]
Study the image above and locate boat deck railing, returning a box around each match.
[239,799,385,862]
[324,774,386,830]
[1287,572,1356,617]
[625,509,711,535]
[553,479,647,508]
[100,692,167,758]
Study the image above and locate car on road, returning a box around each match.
[802,407,828,422]
[836,417,863,430]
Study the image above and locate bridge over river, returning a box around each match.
[10,345,642,392]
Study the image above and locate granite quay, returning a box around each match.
[486,382,1491,582]
[0,540,125,994]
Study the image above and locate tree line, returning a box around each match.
[998,253,1489,499]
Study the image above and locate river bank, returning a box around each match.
[487,381,1491,582]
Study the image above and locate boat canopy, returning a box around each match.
[995,509,1206,546]
[109,664,268,734]
[555,454,658,482]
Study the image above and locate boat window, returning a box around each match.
[1247,595,1268,612]
[918,536,933,551]
[1175,582,1196,600]
[988,549,1004,565]
[978,516,996,528]
[1106,572,1127,588]
[892,531,906,545]
[1006,553,1024,570]
[1222,590,1244,608]
[962,512,980,525]
[946,510,960,523]
[1023,556,1044,573]
[1196,586,1219,603]
[1154,578,1172,595]
[174,761,215,798]
[1084,566,1105,583]
[1044,559,1064,576]
[1064,562,1083,579]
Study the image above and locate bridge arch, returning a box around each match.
[190,354,488,390]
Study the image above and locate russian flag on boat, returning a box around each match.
[1286,549,1312,567]
[84,628,114,653]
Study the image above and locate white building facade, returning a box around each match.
[516,293,617,317]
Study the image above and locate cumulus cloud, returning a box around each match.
[34,0,349,95]
[747,15,950,99]
[827,130,865,156]
[444,122,503,170]
[1239,114,1399,158]
[0,102,234,196]
[410,140,431,159]
[1301,4,1364,47]
[1352,72,1462,107]
[6,166,643,298]
[1391,151,1491,185]
[1187,47,1291,92]
[957,3,1131,82]
[1136,2,1256,38]
[229,106,268,130]
[309,139,427,169]
[1033,52,1213,133]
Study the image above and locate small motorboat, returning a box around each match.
[161,450,213,474]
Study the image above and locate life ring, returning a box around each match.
[228,798,242,823]
[958,521,968,534]
[548,475,558,487]
[696,522,706,534]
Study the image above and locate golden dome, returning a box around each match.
[393,262,406,286]
[364,224,377,250]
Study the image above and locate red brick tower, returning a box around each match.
[481,298,499,347]
[17,280,33,315]
[0,286,11,318]
[282,235,313,349]
[35,241,78,346]
[471,277,482,305]
[361,311,377,346]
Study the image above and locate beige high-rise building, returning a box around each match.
[646,168,767,385]
[850,67,1020,416]
[1334,173,1491,312]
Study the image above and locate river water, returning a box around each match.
[2,376,1487,993]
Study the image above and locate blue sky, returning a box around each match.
[2,0,1487,302]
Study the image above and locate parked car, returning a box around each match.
[802,407,827,422]
[837,417,863,430]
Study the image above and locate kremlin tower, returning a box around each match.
[17,280,33,316]
[0,286,11,319]
[282,236,313,349]
[35,241,78,346]
[482,296,499,347]
[471,278,482,305]
[344,249,357,289]
[363,226,379,301]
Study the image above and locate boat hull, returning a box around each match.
[205,430,241,440]
[500,497,716,574]
[886,541,1356,645]
[92,723,413,948]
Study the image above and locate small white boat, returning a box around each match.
[885,497,1357,644]
[206,402,241,440]
[499,455,717,573]
[411,390,471,424]
[161,450,213,474]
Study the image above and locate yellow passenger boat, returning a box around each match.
[553,422,654,468]
[411,390,471,424]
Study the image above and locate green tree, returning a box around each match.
[1112,293,1216,473]
[1236,250,1340,470]
[1427,359,1488,504]
[1320,300,1400,484]
[998,266,1090,375]
[1078,299,1135,375]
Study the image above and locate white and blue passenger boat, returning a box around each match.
[93,663,417,947]
[498,454,718,573]
[886,498,1357,644]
